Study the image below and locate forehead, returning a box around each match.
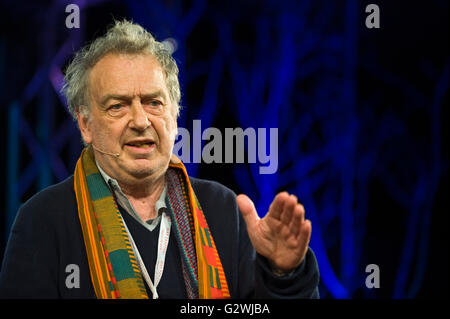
[88,53,168,99]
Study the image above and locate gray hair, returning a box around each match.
[61,19,181,119]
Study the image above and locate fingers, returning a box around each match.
[301,219,312,239]
[268,192,304,223]
[276,193,308,239]
[299,219,312,252]
[239,191,310,243]
[236,194,259,232]
[290,202,305,236]
[280,194,298,225]
[267,192,289,220]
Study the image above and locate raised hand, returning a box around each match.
[236,192,312,273]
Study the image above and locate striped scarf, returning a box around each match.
[74,147,230,299]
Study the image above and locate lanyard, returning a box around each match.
[121,211,172,299]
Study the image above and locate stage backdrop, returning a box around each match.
[0,0,447,298]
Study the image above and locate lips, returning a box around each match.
[124,139,156,149]
[127,142,153,148]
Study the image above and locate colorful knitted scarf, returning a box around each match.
[74,147,230,299]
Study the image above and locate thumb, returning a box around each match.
[236,194,259,232]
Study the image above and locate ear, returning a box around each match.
[76,109,93,144]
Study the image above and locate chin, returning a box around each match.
[127,162,165,179]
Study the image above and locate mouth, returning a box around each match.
[124,139,156,151]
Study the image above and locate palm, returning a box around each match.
[237,192,312,272]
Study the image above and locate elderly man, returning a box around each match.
[0,20,319,299]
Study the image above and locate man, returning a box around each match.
[0,20,319,299]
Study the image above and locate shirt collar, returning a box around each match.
[95,160,167,211]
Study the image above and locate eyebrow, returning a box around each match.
[99,90,167,106]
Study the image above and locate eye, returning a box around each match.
[149,100,162,107]
[110,103,123,110]
[107,103,128,117]
[142,100,164,114]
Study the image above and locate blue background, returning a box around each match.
[0,0,448,298]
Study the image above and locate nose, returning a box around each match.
[129,102,150,131]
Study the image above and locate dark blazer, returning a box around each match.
[0,175,320,299]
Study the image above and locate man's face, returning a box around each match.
[77,53,178,184]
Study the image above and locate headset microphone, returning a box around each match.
[92,144,120,158]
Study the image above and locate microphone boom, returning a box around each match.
[92,144,120,158]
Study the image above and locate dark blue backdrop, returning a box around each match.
[0,0,448,298]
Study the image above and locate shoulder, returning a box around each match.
[187,176,240,222]
[5,175,77,255]
[189,176,238,205]
[17,175,76,220]
[21,175,75,208]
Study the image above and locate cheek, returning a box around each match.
[166,121,177,141]
[166,118,178,142]
[93,118,123,143]
[154,117,177,146]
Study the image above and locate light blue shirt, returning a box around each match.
[96,161,167,232]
